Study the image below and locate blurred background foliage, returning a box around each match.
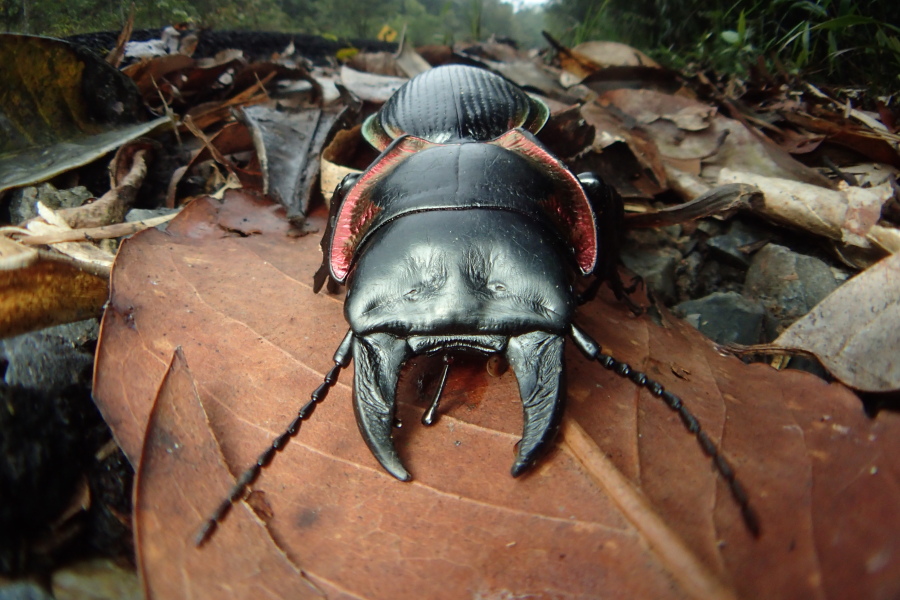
[0,0,546,47]
[546,0,899,94]
[0,0,897,94]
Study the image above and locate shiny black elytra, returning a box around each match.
[195,65,759,546]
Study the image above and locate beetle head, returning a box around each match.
[344,211,575,480]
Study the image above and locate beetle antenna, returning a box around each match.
[569,324,761,537]
[195,330,355,547]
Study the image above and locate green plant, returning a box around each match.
[548,0,899,95]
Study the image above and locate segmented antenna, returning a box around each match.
[569,324,761,536]
[195,330,355,546]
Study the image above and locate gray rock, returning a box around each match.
[8,184,92,224]
[125,207,178,222]
[673,291,766,345]
[620,246,682,304]
[0,582,53,600]
[743,243,839,325]
[706,219,770,269]
[1,320,98,392]
[695,219,725,237]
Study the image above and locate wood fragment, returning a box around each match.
[14,213,178,246]
[55,149,149,229]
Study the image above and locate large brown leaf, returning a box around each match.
[94,191,900,599]
[135,347,322,598]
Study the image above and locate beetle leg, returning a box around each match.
[576,172,642,314]
[422,354,452,426]
[505,331,566,477]
[353,332,413,481]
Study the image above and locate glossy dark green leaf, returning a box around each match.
[0,34,168,194]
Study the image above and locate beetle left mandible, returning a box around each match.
[197,65,759,545]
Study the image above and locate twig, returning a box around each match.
[12,213,178,246]
[54,149,149,229]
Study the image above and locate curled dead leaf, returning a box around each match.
[717,168,900,254]
[601,89,834,188]
[0,237,107,338]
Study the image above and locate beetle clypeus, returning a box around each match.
[196,65,759,545]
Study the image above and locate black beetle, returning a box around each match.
[197,65,758,544]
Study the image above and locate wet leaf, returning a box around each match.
[773,251,900,392]
[0,34,169,194]
[93,191,900,599]
[240,103,352,216]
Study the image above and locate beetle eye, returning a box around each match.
[404,288,419,297]
[490,282,507,293]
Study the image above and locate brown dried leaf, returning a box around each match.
[579,101,668,197]
[55,145,150,229]
[580,67,685,96]
[601,89,834,188]
[781,110,900,169]
[393,41,431,78]
[773,251,900,392]
[319,126,366,205]
[24,209,117,272]
[105,4,135,69]
[463,57,566,98]
[346,51,405,77]
[543,33,657,82]
[135,346,322,599]
[121,53,196,99]
[93,191,900,599]
[165,121,254,207]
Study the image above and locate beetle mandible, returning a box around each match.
[197,65,758,544]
